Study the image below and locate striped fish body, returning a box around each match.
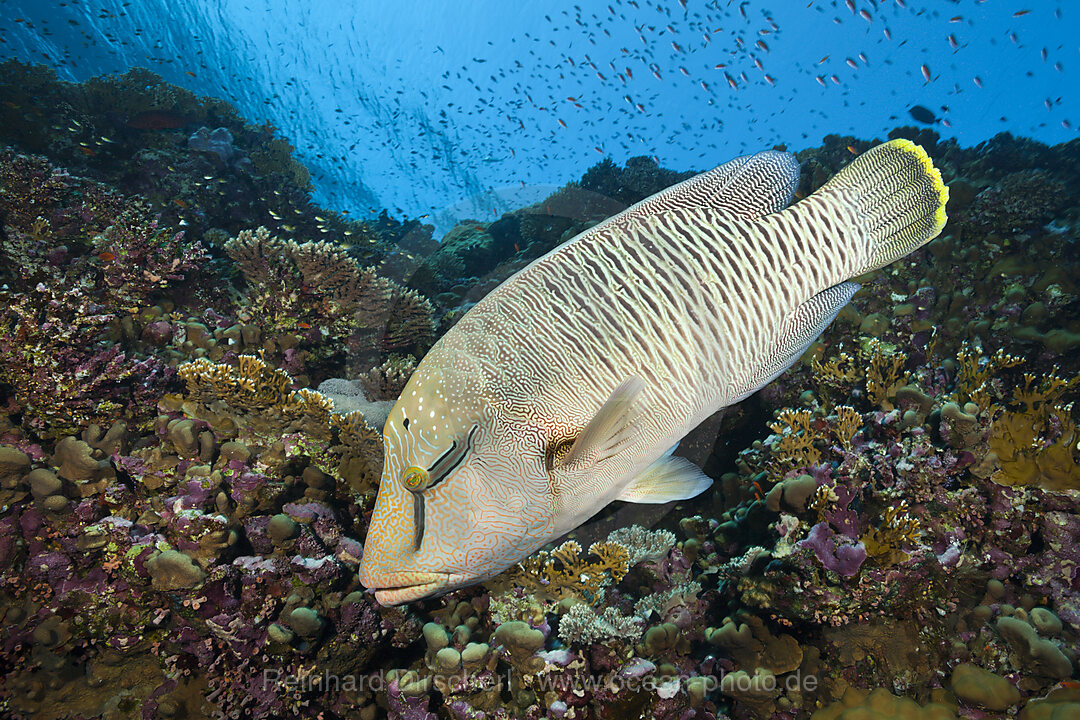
[359,139,948,605]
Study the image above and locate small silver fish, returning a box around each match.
[359,139,948,605]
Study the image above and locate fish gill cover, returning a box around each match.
[0,2,1078,720]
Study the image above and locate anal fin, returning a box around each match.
[728,281,860,404]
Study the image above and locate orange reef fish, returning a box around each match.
[359,139,949,605]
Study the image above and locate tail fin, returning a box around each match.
[815,138,948,275]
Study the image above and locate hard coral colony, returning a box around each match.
[0,64,1077,720]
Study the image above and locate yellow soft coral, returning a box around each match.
[769,409,821,470]
[988,372,1080,491]
[489,539,630,603]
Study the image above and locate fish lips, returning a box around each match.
[361,570,458,606]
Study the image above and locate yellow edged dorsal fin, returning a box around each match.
[599,150,801,235]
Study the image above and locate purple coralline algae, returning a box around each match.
[798,523,867,578]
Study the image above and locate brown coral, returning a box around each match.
[328,409,384,493]
[832,405,863,449]
[225,226,435,355]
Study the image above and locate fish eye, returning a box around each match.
[403,466,430,492]
[402,425,478,494]
[405,425,479,553]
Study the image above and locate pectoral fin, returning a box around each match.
[616,455,713,504]
[557,376,646,469]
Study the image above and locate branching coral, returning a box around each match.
[861,501,922,565]
[954,343,1025,413]
[356,356,417,401]
[327,409,384,493]
[606,525,676,565]
[768,409,821,470]
[173,355,389,495]
[832,405,863,449]
[865,340,909,411]
[178,354,297,409]
[557,603,644,646]
[813,341,910,411]
[812,348,860,394]
[489,538,631,603]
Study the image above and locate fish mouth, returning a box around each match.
[364,572,453,606]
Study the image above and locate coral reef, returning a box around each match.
[1,63,1080,720]
[225,226,435,374]
[0,61,390,262]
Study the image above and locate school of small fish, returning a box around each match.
[0,1,1071,224]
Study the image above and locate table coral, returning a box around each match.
[225,226,435,369]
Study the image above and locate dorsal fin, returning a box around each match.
[596,150,800,235]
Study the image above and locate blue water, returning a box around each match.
[1,0,1075,235]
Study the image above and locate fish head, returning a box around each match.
[358,362,556,605]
